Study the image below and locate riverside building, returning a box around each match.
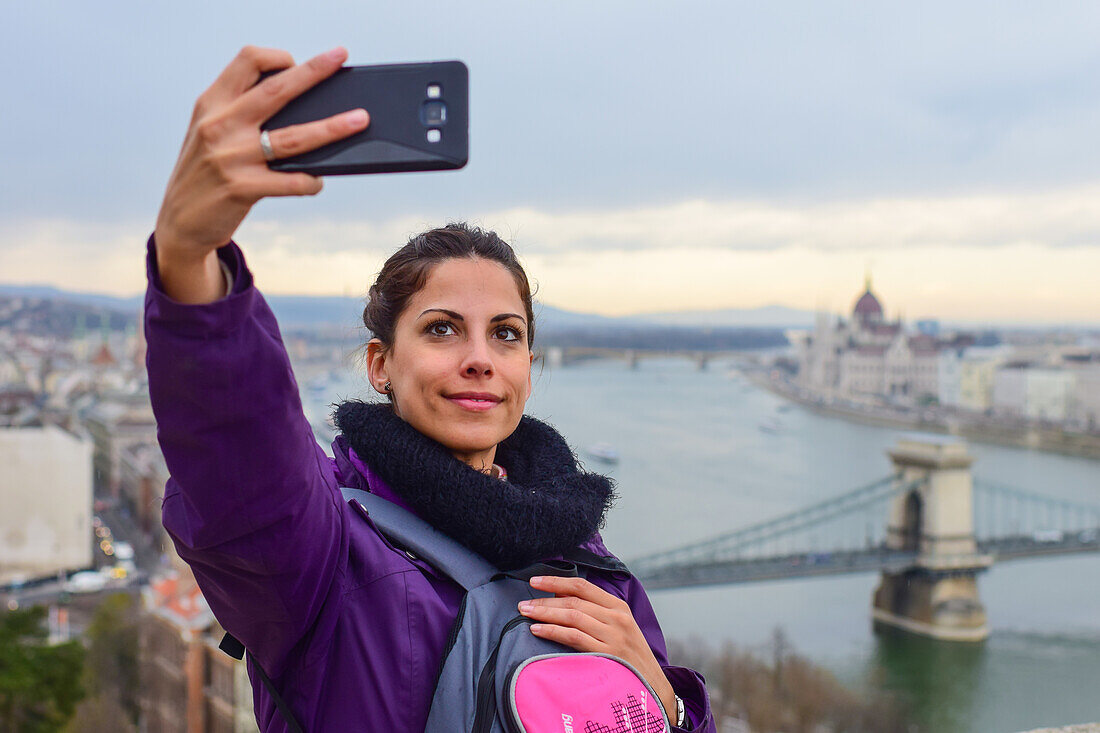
[798,277,963,405]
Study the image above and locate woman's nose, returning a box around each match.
[460,335,494,376]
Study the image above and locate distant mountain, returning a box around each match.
[269,300,667,332]
[0,283,645,330]
[0,283,366,328]
[4,283,1093,332]
[0,284,143,312]
[0,290,138,338]
[534,304,647,331]
[637,305,817,329]
[0,282,806,332]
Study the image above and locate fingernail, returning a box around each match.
[346,109,368,125]
[518,601,533,613]
[327,46,346,61]
[530,624,544,633]
[530,576,545,586]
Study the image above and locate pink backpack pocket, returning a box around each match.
[505,653,670,733]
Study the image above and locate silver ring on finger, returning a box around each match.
[259,130,276,162]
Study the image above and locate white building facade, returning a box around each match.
[1067,364,1100,431]
[799,279,944,404]
[0,425,93,584]
[992,367,1076,422]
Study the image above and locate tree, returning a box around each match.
[669,630,912,733]
[0,607,84,732]
[63,694,137,733]
[80,593,140,725]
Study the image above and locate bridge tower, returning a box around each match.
[872,439,992,642]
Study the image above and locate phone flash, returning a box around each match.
[427,84,442,98]
[426,129,442,143]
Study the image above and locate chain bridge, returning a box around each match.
[629,439,1100,641]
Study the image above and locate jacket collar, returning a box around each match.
[331,401,617,570]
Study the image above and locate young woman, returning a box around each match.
[146,45,715,731]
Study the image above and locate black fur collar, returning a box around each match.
[332,400,617,570]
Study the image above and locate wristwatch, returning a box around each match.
[674,695,685,728]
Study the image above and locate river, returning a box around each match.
[298,355,1100,733]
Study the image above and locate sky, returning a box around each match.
[3,1,1100,324]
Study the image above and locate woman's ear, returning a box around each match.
[365,339,389,395]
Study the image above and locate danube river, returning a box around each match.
[299,356,1100,733]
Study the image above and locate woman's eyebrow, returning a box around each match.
[418,308,526,325]
[419,308,463,320]
[491,313,526,324]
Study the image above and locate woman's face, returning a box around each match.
[366,256,533,471]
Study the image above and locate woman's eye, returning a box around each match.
[428,321,455,336]
[494,326,520,341]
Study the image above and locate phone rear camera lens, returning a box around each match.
[420,100,447,126]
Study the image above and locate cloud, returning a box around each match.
[245,184,1100,255]
[522,242,1100,324]
[1,185,1098,323]
[486,188,1100,253]
[0,219,147,295]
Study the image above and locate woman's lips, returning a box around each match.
[446,394,501,412]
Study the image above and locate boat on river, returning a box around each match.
[586,443,620,464]
[758,417,784,435]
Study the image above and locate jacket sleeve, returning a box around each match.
[622,576,717,732]
[144,233,347,676]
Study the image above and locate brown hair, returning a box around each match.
[362,222,536,350]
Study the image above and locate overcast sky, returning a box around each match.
[3,1,1100,324]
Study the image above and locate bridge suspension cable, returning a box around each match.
[630,473,912,577]
[971,478,1100,543]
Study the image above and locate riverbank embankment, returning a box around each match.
[743,370,1100,461]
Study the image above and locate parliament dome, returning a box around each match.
[854,290,883,318]
[853,273,884,324]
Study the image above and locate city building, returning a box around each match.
[118,440,171,544]
[1066,358,1100,431]
[141,566,258,733]
[938,346,1011,412]
[84,395,158,497]
[799,277,945,404]
[0,424,93,584]
[992,364,1076,422]
[957,352,1005,412]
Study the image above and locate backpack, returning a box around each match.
[222,486,672,732]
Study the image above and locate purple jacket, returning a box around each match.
[144,234,715,732]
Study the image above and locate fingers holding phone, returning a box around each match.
[196,46,296,111]
[256,109,370,170]
[229,47,357,126]
[153,46,468,304]
[154,45,370,270]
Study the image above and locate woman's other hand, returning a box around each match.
[153,45,370,304]
[520,575,678,724]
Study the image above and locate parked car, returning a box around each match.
[66,571,106,594]
[113,542,135,562]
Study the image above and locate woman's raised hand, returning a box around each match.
[153,45,370,304]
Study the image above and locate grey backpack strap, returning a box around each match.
[340,487,499,591]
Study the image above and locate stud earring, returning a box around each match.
[383,381,391,393]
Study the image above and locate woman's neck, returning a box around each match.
[450,446,498,476]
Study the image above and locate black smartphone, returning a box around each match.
[259,60,468,175]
